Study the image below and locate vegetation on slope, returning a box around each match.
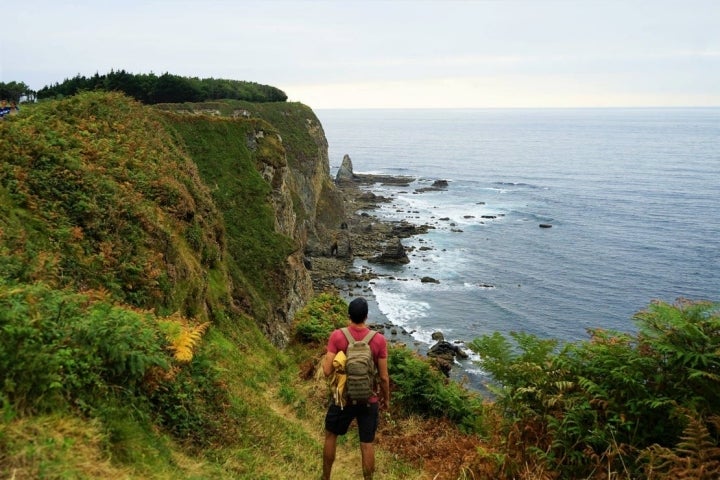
[0,91,334,479]
[161,111,296,319]
[470,298,720,479]
[0,90,222,314]
[154,98,338,229]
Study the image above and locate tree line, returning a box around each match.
[34,70,288,104]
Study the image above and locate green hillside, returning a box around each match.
[2,91,719,480]
[0,91,304,476]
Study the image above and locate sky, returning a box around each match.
[2,0,719,109]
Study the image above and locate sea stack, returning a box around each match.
[335,154,356,183]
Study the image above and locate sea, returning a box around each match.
[315,108,720,386]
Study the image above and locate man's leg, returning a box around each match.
[322,430,338,480]
[360,441,375,480]
[356,403,379,479]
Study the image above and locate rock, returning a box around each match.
[428,340,469,377]
[392,221,430,238]
[430,356,453,377]
[369,237,410,264]
[335,154,356,183]
[359,191,379,201]
[539,223,553,228]
[421,276,439,283]
[431,331,445,341]
[414,179,449,194]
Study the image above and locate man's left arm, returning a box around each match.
[377,356,390,409]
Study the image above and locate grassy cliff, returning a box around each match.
[0,92,380,478]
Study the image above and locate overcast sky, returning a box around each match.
[2,0,719,109]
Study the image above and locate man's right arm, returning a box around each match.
[323,330,340,377]
[322,351,337,377]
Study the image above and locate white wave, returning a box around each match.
[372,287,430,326]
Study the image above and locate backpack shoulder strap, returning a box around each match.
[361,330,377,344]
[341,328,377,345]
[341,327,355,345]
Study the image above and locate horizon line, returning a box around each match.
[311,105,720,110]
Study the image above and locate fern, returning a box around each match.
[642,412,720,479]
[158,312,210,363]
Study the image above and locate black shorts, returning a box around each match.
[324,403,379,443]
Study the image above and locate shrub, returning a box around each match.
[292,293,348,344]
[469,299,720,478]
[0,281,168,414]
[148,350,234,447]
[388,345,485,433]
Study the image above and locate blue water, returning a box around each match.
[315,108,720,381]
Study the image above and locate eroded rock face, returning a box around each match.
[247,106,347,346]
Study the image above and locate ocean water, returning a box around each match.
[315,108,720,383]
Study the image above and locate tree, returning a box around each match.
[0,81,32,102]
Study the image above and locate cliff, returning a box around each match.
[156,100,345,345]
[2,89,496,480]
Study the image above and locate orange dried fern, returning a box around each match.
[158,312,210,363]
[642,412,720,480]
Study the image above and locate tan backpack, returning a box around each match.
[341,327,377,404]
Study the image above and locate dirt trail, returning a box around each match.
[264,380,430,479]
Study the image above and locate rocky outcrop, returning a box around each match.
[428,331,469,377]
[370,237,410,264]
[335,154,356,183]
[415,179,449,193]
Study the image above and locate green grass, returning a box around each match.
[162,113,296,312]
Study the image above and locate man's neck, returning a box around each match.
[349,322,366,329]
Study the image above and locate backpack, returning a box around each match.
[341,327,377,404]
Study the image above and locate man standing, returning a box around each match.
[322,297,390,480]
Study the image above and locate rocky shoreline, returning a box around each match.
[306,154,432,294]
[305,155,470,377]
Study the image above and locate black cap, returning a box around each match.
[348,297,369,324]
